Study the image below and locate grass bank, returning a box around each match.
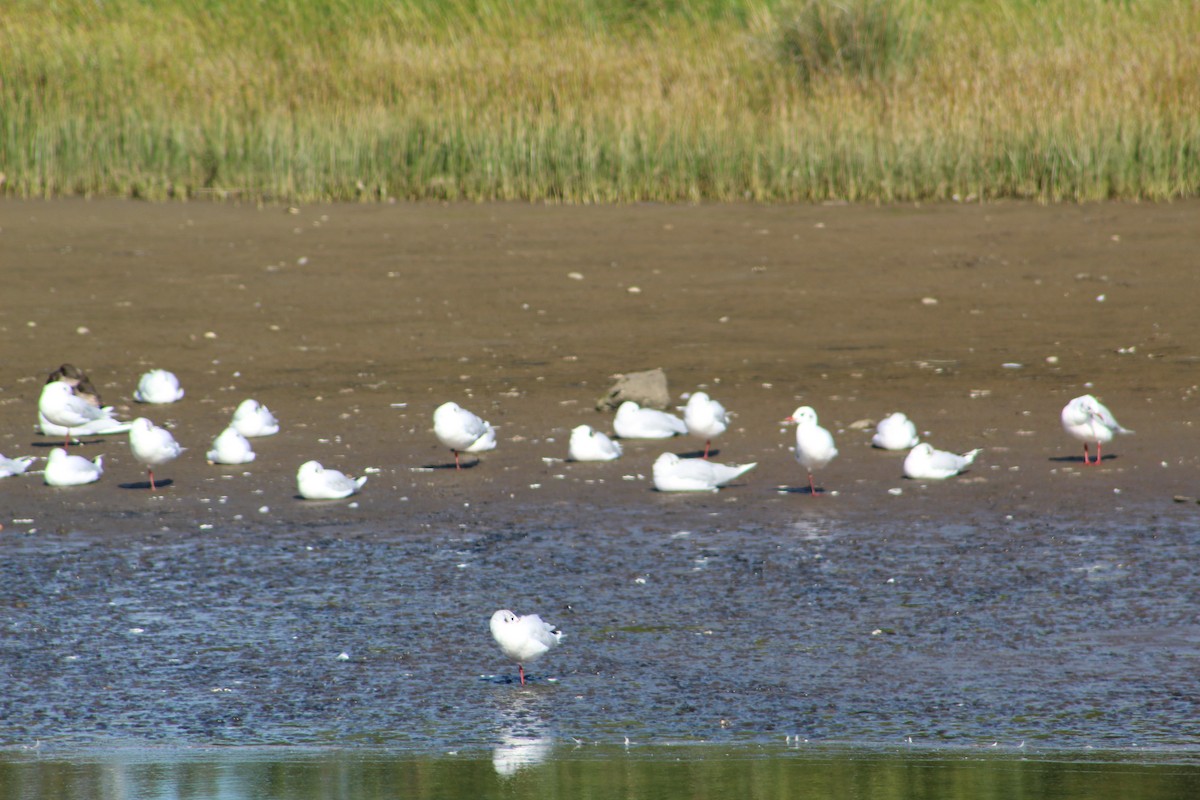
[1,0,1197,202]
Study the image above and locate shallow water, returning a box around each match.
[3,746,1200,800]
[2,506,1197,758]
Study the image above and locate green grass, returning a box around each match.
[0,0,1197,202]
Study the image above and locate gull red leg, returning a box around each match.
[703,440,711,460]
[453,450,462,470]
[808,471,818,496]
[148,469,157,491]
[1083,443,1093,466]
[518,664,526,685]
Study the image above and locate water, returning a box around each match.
[2,747,1199,800]
[2,506,1198,795]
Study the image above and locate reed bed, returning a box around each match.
[1,0,1197,202]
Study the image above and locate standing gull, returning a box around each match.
[490,609,564,685]
[1061,394,1133,465]
[785,406,838,496]
[433,401,496,469]
[46,363,102,407]
[682,391,729,458]
[129,418,183,490]
[39,381,115,447]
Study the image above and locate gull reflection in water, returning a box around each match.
[492,687,555,777]
[492,732,554,777]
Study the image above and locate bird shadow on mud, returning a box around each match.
[1048,454,1118,464]
[675,448,720,459]
[30,439,104,448]
[424,459,482,470]
[775,485,829,496]
[119,479,175,490]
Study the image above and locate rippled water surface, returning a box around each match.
[3,746,1200,800]
[2,507,1198,766]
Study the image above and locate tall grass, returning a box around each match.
[777,0,926,84]
[0,0,1197,202]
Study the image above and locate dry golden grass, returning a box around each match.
[1,0,1197,201]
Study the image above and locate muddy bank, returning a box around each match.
[1,199,1199,535]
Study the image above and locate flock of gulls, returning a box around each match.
[15,365,284,491]
[2,363,1135,683]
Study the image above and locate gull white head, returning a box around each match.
[786,406,819,426]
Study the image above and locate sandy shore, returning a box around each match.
[2,198,1198,536]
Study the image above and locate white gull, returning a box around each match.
[0,454,36,478]
[231,399,280,437]
[133,369,185,404]
[682,391,729,458]
[613,401,687,439]
[297,460,366,499]
[652,452,756,492]
[490,609,564,685]
[568,424,622,461]
[433,401,496,469]
[903,442,982,480]
[129,417,183,490]
[1061,394,1133,465]
[39,381,116,445]
[206,427,256,465]
[785,406,838,496]
[872,411,919,450]
[44,447,103,486]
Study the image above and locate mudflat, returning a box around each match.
[2,199,1198,534]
